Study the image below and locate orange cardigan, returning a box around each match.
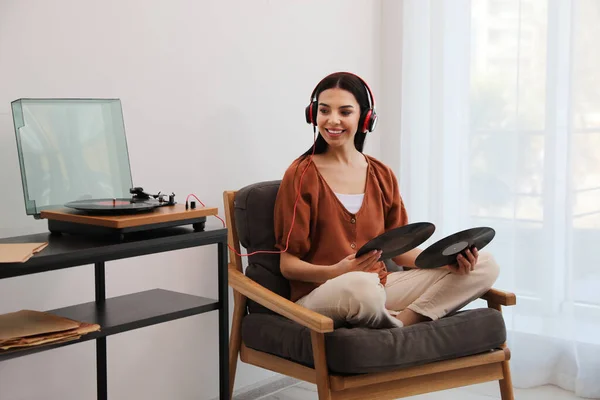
[274,154,409,302]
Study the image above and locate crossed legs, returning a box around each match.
[296,252,500,328]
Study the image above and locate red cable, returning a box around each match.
[185,194,227,226]
[187,132,390,277]
[188,130,317,258]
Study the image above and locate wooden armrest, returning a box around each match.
[481,288,516,306]
[228,266,334,333]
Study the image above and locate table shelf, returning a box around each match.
[0,289,219,361]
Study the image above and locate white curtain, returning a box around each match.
[398,0,600,398]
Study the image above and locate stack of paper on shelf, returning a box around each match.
[0,310,100,351]
[0,243,48,263]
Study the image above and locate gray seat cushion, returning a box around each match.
[241,308,506,374]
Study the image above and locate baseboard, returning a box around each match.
[210,375,299,400]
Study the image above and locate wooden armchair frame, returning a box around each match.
[224,190,516,400]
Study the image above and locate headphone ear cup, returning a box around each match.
[367,110,377,132]
[361,109,375,133]
[305,101,317,125]
[358,108,373,133]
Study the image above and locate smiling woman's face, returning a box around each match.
[316,87,362,150]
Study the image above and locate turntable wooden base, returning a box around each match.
[40,205,219,240]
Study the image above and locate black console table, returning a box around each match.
[0,226,229,400]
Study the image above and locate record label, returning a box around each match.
[96,200,131,206]
[442,241,469,256]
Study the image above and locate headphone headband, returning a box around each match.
[308,72,376,110]
[305,72,378,133]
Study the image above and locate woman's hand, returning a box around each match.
[444,247,478,275]
[334,250,383,275]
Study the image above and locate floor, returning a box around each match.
[257,381,588,400]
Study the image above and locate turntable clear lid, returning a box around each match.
[11,98,133,217]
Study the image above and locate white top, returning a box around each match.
[334,192,365,214]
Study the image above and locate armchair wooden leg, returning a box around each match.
[229,292,247,400]
[499,360,514,400]
[310,331,332,400]
[487,299,515,399]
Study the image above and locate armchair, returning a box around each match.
[224,181,516,400]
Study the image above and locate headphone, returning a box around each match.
[304,72,378,133]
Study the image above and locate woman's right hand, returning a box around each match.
[334,250,383,275]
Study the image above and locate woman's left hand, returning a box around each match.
[365,260,388,279]
[444,247,478,275]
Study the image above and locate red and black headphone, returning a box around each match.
[304,72,378,133]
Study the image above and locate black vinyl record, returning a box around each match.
[356,222,436,261]
[65,198,160,215]
[414,227,496,269]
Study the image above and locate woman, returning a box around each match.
[273,72,499,328]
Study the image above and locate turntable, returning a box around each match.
[11,98,217,240]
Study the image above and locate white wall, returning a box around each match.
[378,0,404,176]
[0,1,382,399]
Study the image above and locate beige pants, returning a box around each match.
[296,252,500,329]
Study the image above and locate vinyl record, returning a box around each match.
[65,198,160,214]
[414,227,495,269]
[356,222,436,261]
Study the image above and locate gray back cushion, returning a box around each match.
[234,180,288,313]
